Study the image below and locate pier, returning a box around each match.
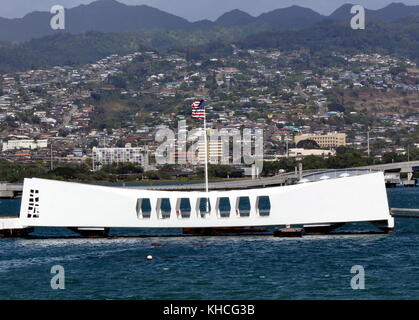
[357,161,419,187]
[0,182,23,199]
[391,208,419,219]
[0,217,33,237]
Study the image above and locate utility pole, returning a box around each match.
[367,129,370,157]
[408,145,410,162]
[50,142,53,171]
[203,114,209,194]
[298,162,303,180]
[92,148,95,172]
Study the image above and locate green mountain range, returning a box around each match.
[0,1,418,73]
[1,0,419,43]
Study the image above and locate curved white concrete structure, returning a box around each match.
[15,172,394,230]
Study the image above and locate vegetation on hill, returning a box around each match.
[0,160,143,183]
[262,146,419,177]
[0,32,145,73]
[238,18,419,64]
[0,24,265,73]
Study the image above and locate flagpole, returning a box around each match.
[192,99,209,208]
[203,110,209,194]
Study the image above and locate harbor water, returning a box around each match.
[0,187,418,299]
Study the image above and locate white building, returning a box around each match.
[2,139,48,152]
[197,139,225,165]
[294,132,346,148]
[288,148,336,159]
[2,172,394,234]
[186,128,227,165]
[92,147,146,171]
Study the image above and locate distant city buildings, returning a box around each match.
[198,138,225,165]
[0,48,417,169]
[294,133,346,149]
[2,139,48,152]
[92,147,146,171]
[287,148,336,159]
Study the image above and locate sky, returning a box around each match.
[1,0,419,21]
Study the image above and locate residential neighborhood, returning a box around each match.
[0,48,418,174]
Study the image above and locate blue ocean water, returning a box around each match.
[0,188,418,300]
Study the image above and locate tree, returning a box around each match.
[296,139,320,149]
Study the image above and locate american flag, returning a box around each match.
[191,100,205,119]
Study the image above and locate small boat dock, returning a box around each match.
[0,182,23,199]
